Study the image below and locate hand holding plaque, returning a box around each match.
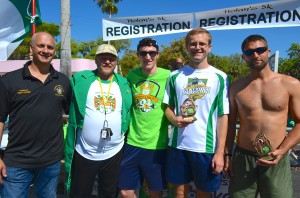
[180,98,197,121]
[253,132,274,161]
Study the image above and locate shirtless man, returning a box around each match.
[224,34,300,198]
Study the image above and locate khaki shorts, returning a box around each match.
[229,146,293,198]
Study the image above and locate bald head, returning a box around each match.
[31,32,55,46]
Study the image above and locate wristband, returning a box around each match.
[224,153,232,157]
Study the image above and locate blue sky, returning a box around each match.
[40,0,300,58]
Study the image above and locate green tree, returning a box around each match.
[78,41,97,58]
[94,0,122,16]
[208,53,248,82]
[56,39,81,58]
[158,37,188,70]
[119,49,139,76]
[279,43,300,79]
[78,37,131,59]
[8,22,60,60]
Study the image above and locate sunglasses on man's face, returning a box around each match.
[98,56,117,62]
[243,47,268,56]
[138,51,158,57]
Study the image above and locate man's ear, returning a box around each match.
[241,54,246,61]
[29,45,33,60]
[267,49,271,58]
[207,44,212,53]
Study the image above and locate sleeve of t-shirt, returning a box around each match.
[63,78,72,115]
[218,74,230,115]
[163,75,174,107]
[0,79,10,122]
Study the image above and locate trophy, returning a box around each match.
[180,98,197,121]
[253,132,273,160]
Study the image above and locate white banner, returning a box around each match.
[102,13,193,41]
[195,0,300,30]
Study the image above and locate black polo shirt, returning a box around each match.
[0,61,71,168]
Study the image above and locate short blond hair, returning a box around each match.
[185,28,212,48]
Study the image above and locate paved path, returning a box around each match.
[57,168,300,197]
[29,167,300,197]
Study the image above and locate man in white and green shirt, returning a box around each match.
[163,28,229,198]
[118,38,170,198]
[65,44,132,197]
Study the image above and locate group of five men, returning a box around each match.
[0,28,299,198]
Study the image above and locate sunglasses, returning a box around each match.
[243,47,268,56]
[98,56,117,62]
[138,51,158,57]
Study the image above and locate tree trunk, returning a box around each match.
[60,0,72,78]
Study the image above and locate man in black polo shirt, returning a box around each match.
[0,32,71,197]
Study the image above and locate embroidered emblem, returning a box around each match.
[54,85,64,96]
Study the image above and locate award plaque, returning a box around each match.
[253,132,273,160]
[180,98,197,121]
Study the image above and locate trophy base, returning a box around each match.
[260,155,274,161]
[183,116,197,121]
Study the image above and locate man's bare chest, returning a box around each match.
[235,85,289,112]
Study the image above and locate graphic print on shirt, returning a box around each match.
[183,78,210,100]
[94,94,116,114]
[134,80,160,113]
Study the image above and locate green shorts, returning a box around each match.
[229,146,293,198]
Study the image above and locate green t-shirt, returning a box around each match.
[127,67,170,150]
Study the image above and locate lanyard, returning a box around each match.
[98,75,114,115]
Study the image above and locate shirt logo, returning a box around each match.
[183,78,210,100]
[94,95,116,114]
[17,89,31,95]
[134,80,160,113]
[54,85,64,96]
